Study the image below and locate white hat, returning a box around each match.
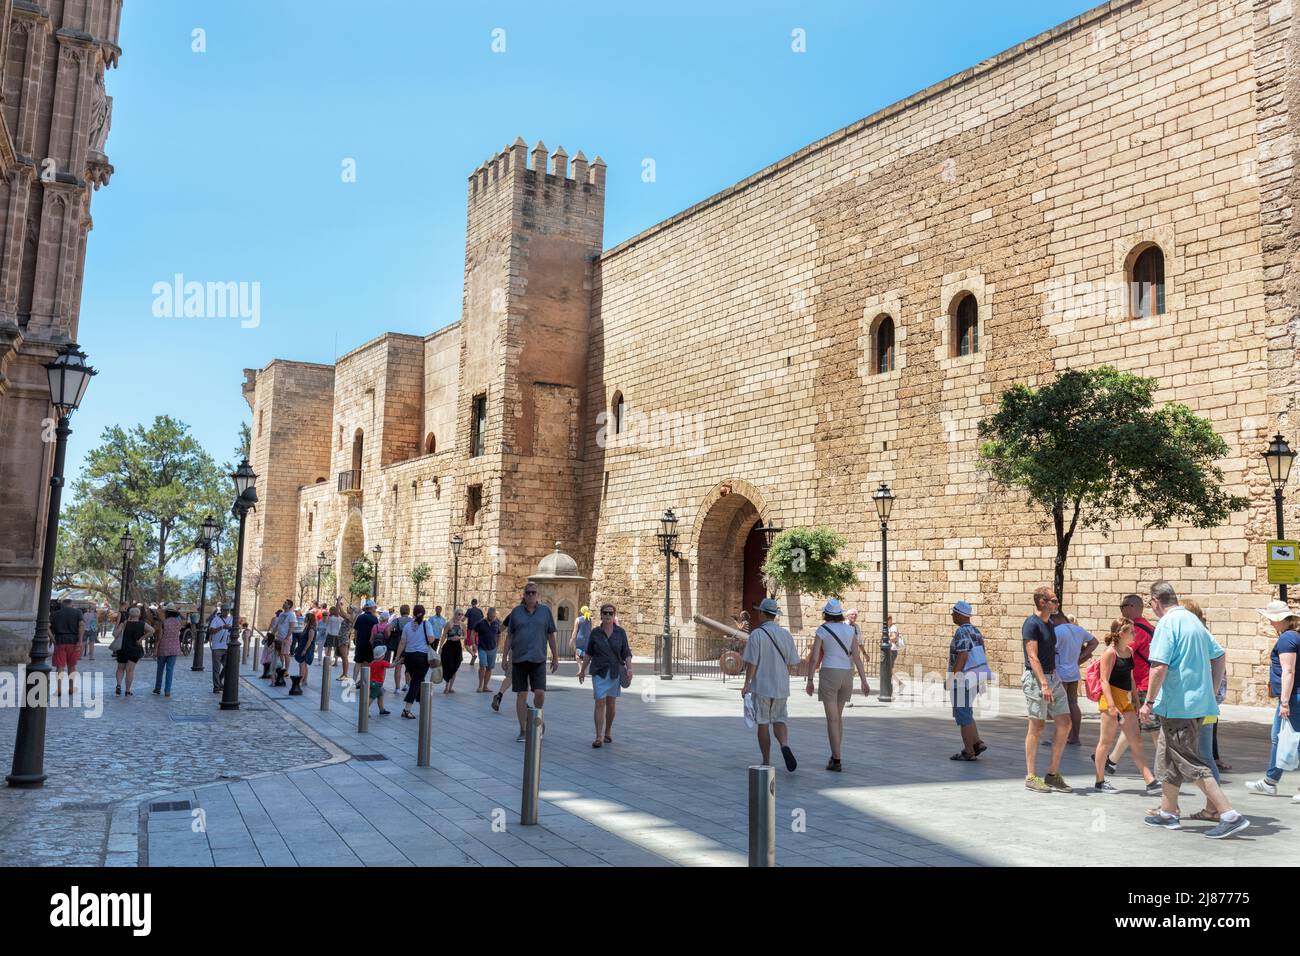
[1258,599,1296,622]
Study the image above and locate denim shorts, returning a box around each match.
[478,649,497,668]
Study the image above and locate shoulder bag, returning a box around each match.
[425,621,444,684]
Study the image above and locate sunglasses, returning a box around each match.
[600,610,614,616]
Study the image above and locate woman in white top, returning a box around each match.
[804,598,871,772]
[393,604,433,719]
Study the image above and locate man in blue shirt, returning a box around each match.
[1140,581,1249,838]
[498,584,558,742]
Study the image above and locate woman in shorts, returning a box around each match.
[577,604,632,748]
[804,598,870,772]
[1093,619,1159,795]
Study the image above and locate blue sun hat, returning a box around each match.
[822,598,845,616]
[952,600,973,617]
[753,597,782,616]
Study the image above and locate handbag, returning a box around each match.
[596,630,632,687]
[109,623,123,654]
[1278,712,1300,772]
[426,622,444,684]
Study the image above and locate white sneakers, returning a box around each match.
[1244,778,1278,796]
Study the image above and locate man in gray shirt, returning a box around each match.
[498,583,558,742]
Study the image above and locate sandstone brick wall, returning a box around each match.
[581,0,1296,702]
[240,360,334,624]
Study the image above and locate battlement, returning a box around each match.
[467,136,606,200]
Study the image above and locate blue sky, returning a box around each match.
[70,0,1097,481]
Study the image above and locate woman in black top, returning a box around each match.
[439,610,465,694]
[577,604,632,748]
[113,606,153,696]
[1093,619,1156,794]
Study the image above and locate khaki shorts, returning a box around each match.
[755,695,789,725]
[1022,669,1069,721]
[1154,717,1214,786]
[817,668,853,706]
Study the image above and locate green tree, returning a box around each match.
[410,563,431,605]
[57,416,237,604]
[349,556,376,600]
[761,527,859,599]
[977,366,1248,607]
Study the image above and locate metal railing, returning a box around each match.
[651,626,817,680]
[337,469,361,493]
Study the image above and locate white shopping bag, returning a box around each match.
[743,691,757,729]
[1278,713,1300,772]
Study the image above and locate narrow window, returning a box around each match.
[1129,244,1165,319]
[307,512,313,532]
[613,392,625,434]
[471,394,486,458]
[467,484,483,524]
[257,410,264,438]
[424,432,436,455]
[952,293,979,357]
[874,315,895,374]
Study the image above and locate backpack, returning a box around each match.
[1084,657,1104,702]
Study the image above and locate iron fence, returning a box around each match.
[649,629,818,680]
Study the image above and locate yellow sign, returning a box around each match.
[1267,540,1300,586]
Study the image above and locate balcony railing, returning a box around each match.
[337,469,361,494]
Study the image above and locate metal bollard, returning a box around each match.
[520,706,542,825]
[417,681,432,767]
[320,649,331,711]
[748,765,776,867]
[357,668,370,733]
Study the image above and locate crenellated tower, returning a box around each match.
[454,137,606,601]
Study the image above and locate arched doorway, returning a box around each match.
[338,508,365,603]
[695,490,769,630]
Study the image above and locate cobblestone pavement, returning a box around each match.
[0,639,331,866]
[142,653,1293,867]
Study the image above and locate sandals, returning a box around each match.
[401,711,416,719]
[603,735,612,743]
[1189,808,1220,822]
[950,751,978,761]
[973,741,988,756]
[592,740,602,748]
[826,757,842,772]
[1215,760,1232,772]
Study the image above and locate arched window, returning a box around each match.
[612,392,625,435]
[873,315,895,374]
[1128,244,1165,319]
[424,433,436,455]
[951,293,979,357]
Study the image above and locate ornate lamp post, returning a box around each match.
[761,519,783,597]
[118,527,136,605]
[191,515,218,671]
[371,544,383,604]
[1264,433,1296,601]
[873,482,896,703]
[316,550,329,605]
[8,343,96,788]
[656,509,680,680]
[221,458,258,711]
[450,535,462,611]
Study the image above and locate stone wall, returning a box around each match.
[0,0,123,663]
[582,0,1295,701]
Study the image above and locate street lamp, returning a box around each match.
[1264,433,1296,601]
[118,527,136,605]
[221,458,258,711]
[760,519,783,597]
[371,545,383,604]
[656,509,680,680]
[191,515,218,671]
[450,535,462,611]
[8,343,96,787]
[316,550,329,605]
[873,482,896,703]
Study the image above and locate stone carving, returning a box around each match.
[88,71,111,154]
